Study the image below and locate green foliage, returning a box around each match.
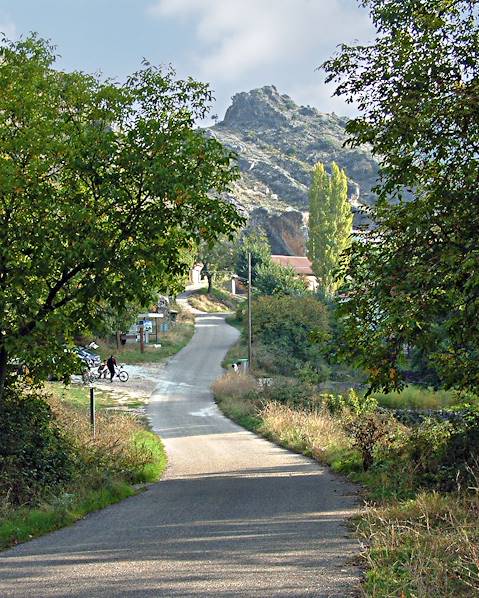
[297,361,331,385]
[0,35,243,400]
[235,227,271,283]
[260,378,317,409]
[197,234,239,292]
[252,295,330,363]
[323,1,479,393]
[255,260,308,296]
[372,385,462,410]
[0,385,75,505]
[307,162,352,296]
[407,409,479,491]
[324,388,377,416]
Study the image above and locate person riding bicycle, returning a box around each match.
[106,355,117,382]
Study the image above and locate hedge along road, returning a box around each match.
[0,312,359,597]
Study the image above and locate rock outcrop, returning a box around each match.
[205,85,377,255]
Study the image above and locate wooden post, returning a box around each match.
[89,386,96,438]
[139,325,145,353]
[248,252,252,372]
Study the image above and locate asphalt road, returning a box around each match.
[0,312,359,597]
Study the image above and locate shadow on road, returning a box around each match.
[0,465,359,597]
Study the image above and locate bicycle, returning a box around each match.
[82,363,129,383]
[114,364,129,382]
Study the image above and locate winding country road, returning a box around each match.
[0,312,359,597]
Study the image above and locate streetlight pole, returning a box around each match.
[248,251,252,372]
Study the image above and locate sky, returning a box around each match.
[0,0,374,121]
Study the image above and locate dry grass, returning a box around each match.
[359,491,479,596]
[212,372,261,429]
[48,395,153,480]
[189,294,230,312]
[259,402,349,458]
[212,371,258,401]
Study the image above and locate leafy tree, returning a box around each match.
[322,0,479,392]
[0,35,243,401]
[235,227,271,284]
[197,234,238,293]
[255,261,308,296]
[307,162,352,296]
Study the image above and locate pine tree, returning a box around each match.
[307,162,352,296]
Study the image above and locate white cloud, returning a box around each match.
[289,80,358,116]
[148,0,372,82]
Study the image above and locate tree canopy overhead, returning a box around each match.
[0,35,243,397]
[323,0,479,392]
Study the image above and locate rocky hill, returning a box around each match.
[205,85,378,255]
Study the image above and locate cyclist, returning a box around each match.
[106,355,117,382]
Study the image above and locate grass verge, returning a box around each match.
[0,479,136,550]
[0,385,167,551]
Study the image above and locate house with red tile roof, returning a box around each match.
[270,255,318,291]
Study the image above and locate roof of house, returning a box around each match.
[271,255,315,276]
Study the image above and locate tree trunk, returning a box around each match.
[206,273,213,294]
[0,345,8,406]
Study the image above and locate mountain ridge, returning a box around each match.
[205,85,377,255]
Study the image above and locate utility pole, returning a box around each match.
[248,251,252,372]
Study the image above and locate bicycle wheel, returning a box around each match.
[118,370,129,382]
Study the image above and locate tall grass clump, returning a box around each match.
[259,402,349,460]
[212,372,261,429]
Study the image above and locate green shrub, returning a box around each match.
[255,261,308,296]
[297,362,329,385]
[322,393,348,415]
[407,409,479,491]
[251,295,330,363]
[342,398,396,472]
[261,377,317,409]
[0,385,75,506]
[321,389,377,416]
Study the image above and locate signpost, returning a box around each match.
[89,385,96,438]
